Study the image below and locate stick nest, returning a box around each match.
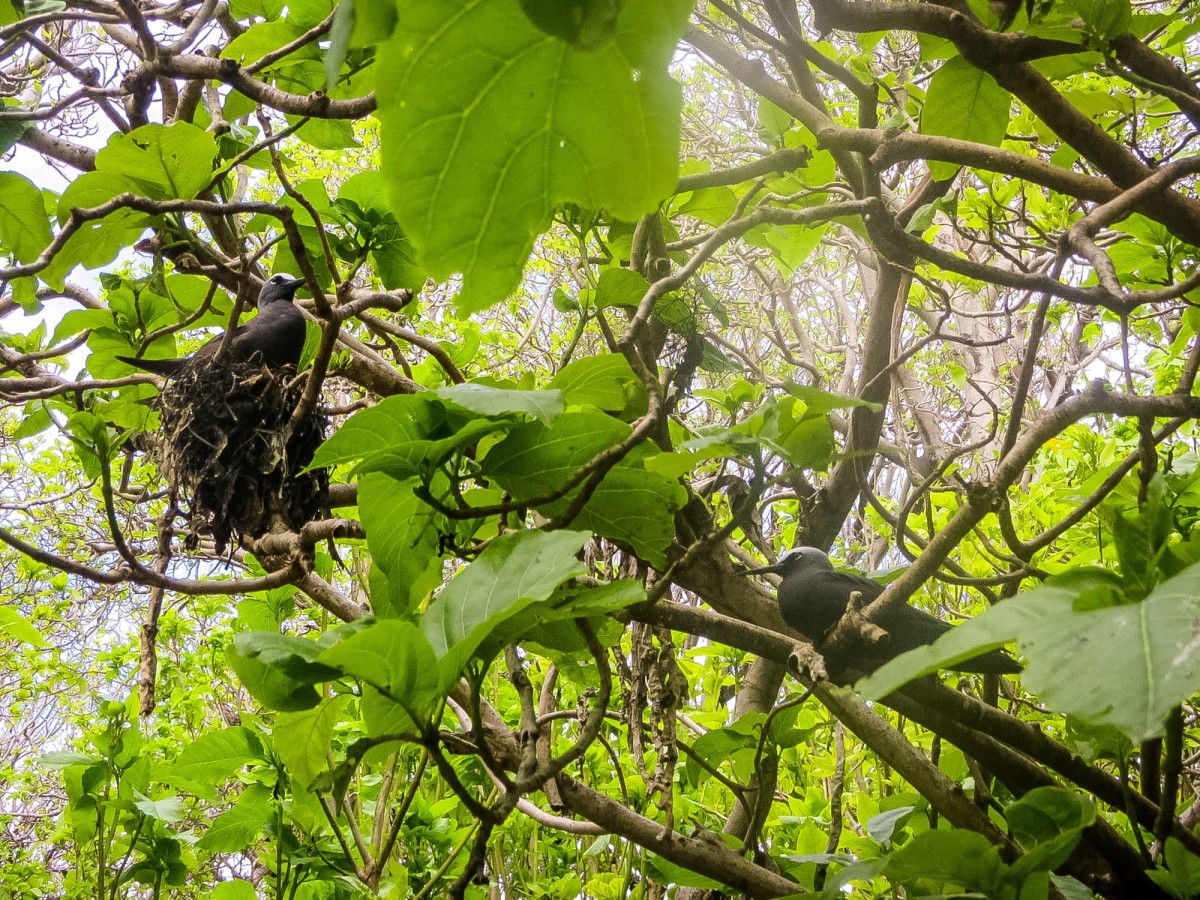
[154,358,328,555]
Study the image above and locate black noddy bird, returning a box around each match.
[741,547,1021,674]
[117,274,306,376]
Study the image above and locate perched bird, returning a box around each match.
[740,547,1021,674]
[117,275,306,376]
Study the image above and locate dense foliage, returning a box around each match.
[5,0,1200,897]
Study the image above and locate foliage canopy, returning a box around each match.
[6,0,1200,898]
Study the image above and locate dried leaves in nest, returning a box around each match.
[154,357,328,555]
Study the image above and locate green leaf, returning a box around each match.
[197,784,274,853]
[351,0,397,44]
[43,207,150,290]
[1005,787,1094,880]
[359,474,443,617]
[435,383,564,423]
[171,727,264,786]
[0,606,44,645]
[551,353,640,411]
[886,829,1004,892]
[229,0,284,17]
[355,418,504,480]
[682,726,755,788]
[784,383,884,415]
[1149,838,1200,899]
[40,751,101,770]
[757,97,792,142]
[484,412,687,567]
[1067,0,1131,40]
[376,0,690,313]
[224,19,310,66]
[0,172,52,263]
[859,562,1200,742]
[595,267,650,309]
[497,577,644,654]
[290,115,361,150]
[737,395,836,469]
[336,171,427,289]
[225,634,339,712]
[520,0,624,50]
[361,684,419,740]
[275,695,351,788]
[1006,787,1095,847]
[311,394,443,468]
[210,880,258,900]
[920,56,1011,180]
[1064,715,1133,763]
[318,620,441,724]
[865,806,916,844]
[93,123,218,200]
[422,529,589,684]
[677,186,738,227]
[132,791,186,823]
[325,0,355,89]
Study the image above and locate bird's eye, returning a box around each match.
[270,274,286,284]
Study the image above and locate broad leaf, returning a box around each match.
[921,56,1011,180]
[376,0,690,312]
[551,353,640,411]
[484,412,686,567]
[132,791,186,823]
[422,529,589,685]
[171,727,264,785]
[318,620,441,724]
[275,695,351,788]
[196,784,274,852]
[435,383,564,424]
[358,474,443,617]
[858,561,1200,742]
[0,172,52,263]
[311,394,443,468]
[886,829,1004,893]
[362,472,448,614]
[93,122,218,200]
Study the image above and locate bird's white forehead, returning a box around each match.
[772,547,830,561]
[268,273,295,284]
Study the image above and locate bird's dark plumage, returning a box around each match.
[741,547,1021,675]
[117,275,306,376]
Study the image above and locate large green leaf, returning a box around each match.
[858,562,1200,742]
[225,632,341,712]
[196,784,274,853]
[422,529,589,685]
[170,727,264,785]
[551,353,640,411]
[41,209,150,290]
[483,412,686,567]
[920,56,1011,180]
[92,122,218,200]
[359,473,443,617]
[318,620,441,724]
[435,383,564,424]
[275,695,351,788]
[885,829,1004,893]
[1006,788,1094,882]
[490,576,644,656]
[0,172,52,263]
[311,394,443,468]
[375,0,690,312]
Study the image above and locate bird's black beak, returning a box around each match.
[283,276,305,293]
[739,562,785,577]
